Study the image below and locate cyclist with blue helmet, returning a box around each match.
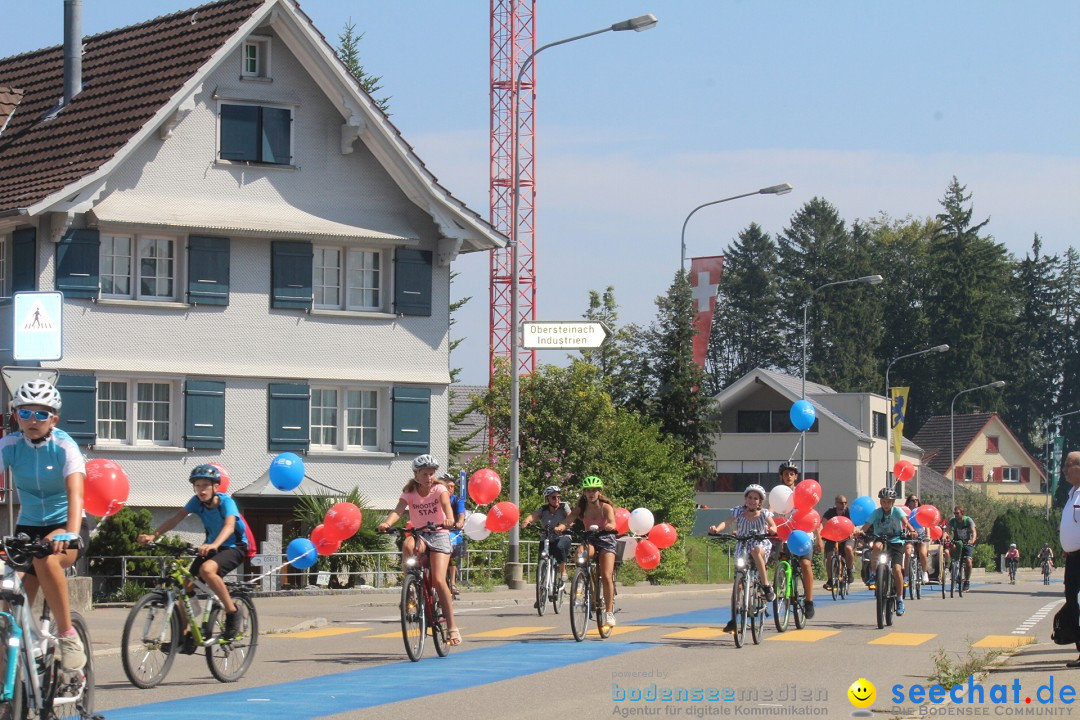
[0,380,87,670]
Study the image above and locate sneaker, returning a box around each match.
[181,633,197,655]
[922,571,930,584]
[803,601,815,620]
[222,611,241,641]
[823,581,834,591]
[903,580,909,588]
[58,630,86,671]
[867,579,876,590]
[561,573,569,583]
[764,585,776,602]
[963,581,971,592]
[896,599,906,616]
[846,571,853,583]
[723,619,737,633]
[604,611,617,627]
[1067,658,1080,669]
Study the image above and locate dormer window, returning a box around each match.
[219,102,292,165]
[242,36,271,79]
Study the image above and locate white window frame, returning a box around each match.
[1002,466,1020,483]
[312,246,383,311]
[96,377,180,447]
[241,36,271,79]
[309,384,382,451]
[99,233,180,301]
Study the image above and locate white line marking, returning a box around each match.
[1011,600,1062,635]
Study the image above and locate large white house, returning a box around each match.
[0,0,504,543]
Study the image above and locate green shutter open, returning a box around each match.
[268,382,309,451]
[56,229,100,298]
[11,227,36,295]
[187,236,230,306]
[184,380,226,448]
[271,241,313,309]
[393,248,432,316]
[391,386,430,453]
[56,374,96,446]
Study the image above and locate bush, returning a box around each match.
[988,505,1061,567]
[973,544,996,572]
[88,508,190,596]
[291,489,386,588]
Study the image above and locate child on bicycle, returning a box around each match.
[137,464,248,641]
[377,455,463,645]
[854,486,917,616]
[775,462,817,619]
[0,380,87,670]
[553,476,618,628]
[708,484,778,633]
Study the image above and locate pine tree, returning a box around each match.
[447,272,481,464]
[579,287,641,408]
[337,20,391,114]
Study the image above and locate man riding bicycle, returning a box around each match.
[943,506,977,592]
[854,487,917,616]
[819,494,854,591]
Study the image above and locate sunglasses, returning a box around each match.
[17,409,54,421]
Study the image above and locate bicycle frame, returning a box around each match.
[145,554,225,649]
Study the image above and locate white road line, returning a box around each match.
[1011,599,1062,635]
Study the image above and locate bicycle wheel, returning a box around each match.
[829,556,839,601]
[749,576,763,645]
[206,594,258,682]
[956,563,964,598]
[50,611,94,720]
[535,560,549,617]
[552,566,565,615]
[430,589,449,658]
[772,562,791,633]
[399,573,426,661]
[792,563,806,630]
[0,613,23,720]
[875,565,887,629]
[839,560,849,599]
[884,571,895,627]
[914,563,922,600]
[569,570,590,642]
[731,573,747,648]
[121,590,180,689]
[940,558,947,599]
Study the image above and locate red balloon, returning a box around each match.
[915,504,941,528]
[311,524,342,556]
[614,507,631,536]
[792,508,821,533]
[820,516,854,542]
[208,462,231,494]
[323,502,362,541]
[928,524,943,541]
[893,460,916,482]
[468,468,502,505]
[84,458,130,517]
[775,518,794,541]
[648,523,678,549]
[793,480,822,511]
[897,504,911,517]
[484,501,520,532]
[635,539,661,570]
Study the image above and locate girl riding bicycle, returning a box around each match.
[377,455,463,646]
[554,476,617,628]
[708,484,778,633]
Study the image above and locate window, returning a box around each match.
[735,410,816,433]
[872,411,887,439]
[100,234,176,300]
[97,379,176,446]
[313,247,383,311]
[220,103,292,165]
[241,37,271,79]
[986,435,1000,453]
[310,386,380,450]
[1002,466,1020,483]
[963,466,974,482]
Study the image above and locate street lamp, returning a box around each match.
[949,380,1006,509]
[679,183,793,271]
[885,344,949,486]
[507,14,658,589]
[799,275,884,473]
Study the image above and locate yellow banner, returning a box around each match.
[891,386,910,463]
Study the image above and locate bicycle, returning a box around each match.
[713,533,771,648]
[866,534,903,629]
[531,527,565,617]
[568,527,618,642]
[944,543,968,598]
[827,549,850,601]
[382,524,453,662]
[121,543,258,687]
[904,543,922,600]
[1007,558,1018,585]
[772,541,806,632]
[1042,559,1053,585]
[0,534,96,720]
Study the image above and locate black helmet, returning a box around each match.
[189,464,222,484]
[778,463,799,476]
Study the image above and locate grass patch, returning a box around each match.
[928,646,1004,689]
[685,535,734,584]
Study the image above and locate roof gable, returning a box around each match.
[912,412,992,474]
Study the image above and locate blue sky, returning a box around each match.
[3,1,1078,385]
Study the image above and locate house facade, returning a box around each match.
[0,0,504,542]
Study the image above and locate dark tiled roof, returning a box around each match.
[0,86,25,136]
[0,0,263,213]
[912,412,993,475]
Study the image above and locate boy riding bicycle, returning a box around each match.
[854,487,917,616]
[137,464,248,641]
[554,476,618,628]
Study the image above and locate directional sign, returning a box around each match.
[522,321,609,349]
[13,291,63,361]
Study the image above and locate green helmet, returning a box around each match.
[582,476,604,489]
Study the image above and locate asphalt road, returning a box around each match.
[83,568,1080,720]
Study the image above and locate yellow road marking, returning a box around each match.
[663,627,729,640]
[278,627,369,639]
[766,629,840,642]
[973,635,1035,648]
[560,625,649,639]
[370,631,408,639]
[470,626,554,638]
[869,632,937,646]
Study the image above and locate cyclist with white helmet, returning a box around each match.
[0,379,87,669]
[522,485,573,588]
[378,455,463,645]
[854,486,917,616]
[708,484,778,632]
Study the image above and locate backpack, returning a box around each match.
[215,494,257,559]
[1052,603,1079,646]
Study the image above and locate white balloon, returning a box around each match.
[769,485,794,514]
[628,507,655,536]
[463,512,490,541]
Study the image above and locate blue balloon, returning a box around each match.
[850,495,876,526]
[269,452,305,491]
[908,507,923,530]
[788,529,813,557]
[789,400,817,432]
[286,537,317,569]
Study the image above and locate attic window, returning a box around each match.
[242,37,271,79]
[986,435,999,453]
[219,103,292,165]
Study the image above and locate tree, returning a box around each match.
[337,20,391,114]
[579,287,642,408]
[448,271,481,465]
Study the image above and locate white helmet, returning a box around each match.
[412,454,439,471]
[744,484,767,501]
[12,380,61,412]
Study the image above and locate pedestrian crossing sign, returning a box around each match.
[13,291,63,361]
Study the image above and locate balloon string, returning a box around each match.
[248,547,316,584]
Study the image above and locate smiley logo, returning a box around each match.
[848,678,876,709]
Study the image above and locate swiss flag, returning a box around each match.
[689,255,724,369]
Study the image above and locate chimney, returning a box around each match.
[63,0,83,106]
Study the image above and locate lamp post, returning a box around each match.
[885,344,949,487]
[1045,409,1080,518]
[949,380,1006,510]
[506,14,657,589]
[679,184,792,271]
[799,275,883,473]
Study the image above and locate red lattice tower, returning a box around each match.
[489,0,536,453]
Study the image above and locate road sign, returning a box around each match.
[12,292,63,361]
[521,321,609,349]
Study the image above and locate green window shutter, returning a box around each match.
[187,236,230,306]
[393,248,432,316]
[55,374,96,446]
[268,382,309,451]
[271,241,313,309]
[391,386,430,453]
[11,227,36,294]
[184,380,226,449]
[55,229,100,298]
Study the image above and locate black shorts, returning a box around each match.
[824,538,854,553]
[876,542,906,568]
[14,523,89,576]
[189,544,247,578]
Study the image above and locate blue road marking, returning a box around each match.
[636,585,875,625]
[103,640,653,720]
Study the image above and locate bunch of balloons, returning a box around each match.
[84,458,130,517]
[269,452,305,491]
[767,476,824,556]
[289,501,365,569]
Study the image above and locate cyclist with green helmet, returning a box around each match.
[554,476,618,627]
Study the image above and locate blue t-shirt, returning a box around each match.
[0,429,86,526]
[866,506,908,544]
[184,492,247,548]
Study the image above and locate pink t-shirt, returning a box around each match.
[402,484,449,532]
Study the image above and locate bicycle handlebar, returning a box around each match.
[1,533,84,571]
[380,522,443,537]
[708,532,775,543]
